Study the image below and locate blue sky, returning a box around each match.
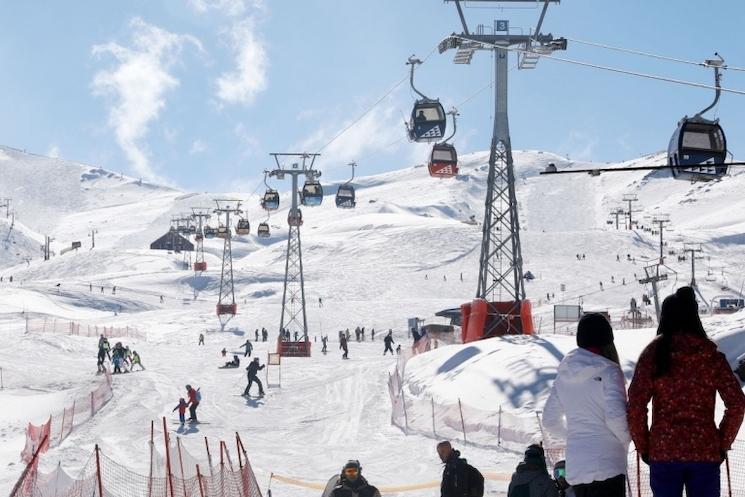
[1,0,744,192]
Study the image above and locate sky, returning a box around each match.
[1,0,744,193]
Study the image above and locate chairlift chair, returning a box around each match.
[235,218,250,235]
[336,162,357,209]
[406,56,446,143]
[257,222,271,238]
[667,55,729,182]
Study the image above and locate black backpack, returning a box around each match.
[464,462,484,497]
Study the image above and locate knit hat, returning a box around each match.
[523,444,546,468]
[576,313,614,349]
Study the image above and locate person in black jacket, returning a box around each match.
[243,358,265,396]
[437,441,484,497]
[328,460,380,497]
[383,331,395,355]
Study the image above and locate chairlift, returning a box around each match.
[288,209,303,227]
[235,218,250,235]
[406,56,446,143]
[301,179,323,207]
[668,54,729,182]
[257,222,271,238]
[204,226,216,239]
[428,108,459,178]
[336,162,357,209]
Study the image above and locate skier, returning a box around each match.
[160,295,164,303]
[294,331,299,341]
[172,398,188,425]
[319,297,323,308]
[396,345,401,355]
[243,358,265,397]
[321,335,328,354]
[221,348,227,357]
[111,342,125,374]
[185,385,200,422]
[131,350,145,371]
[112,286,116,295]
[507,444,557,497]
[327,460,380,497]
[371,329,375,341]
[383,331,395,355]
[262,328,268,342]
[97,342,107,372]
[254,329,259,342]
[198,333,205,346]
[438,441,484,497]
[89,283,92,291]
[340,333,349,360]
[241,339,253,357]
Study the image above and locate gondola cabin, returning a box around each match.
[409,100,446,143]
[668,118,728,182]
[188,225,196,235]
[288,209,303,227]
[257,222,270,238]
[235,219,250,235]
[301,180,323,207]
[428,143,459,178]
[335,185,356,208]
[216,226,230,239]
[204,226,217,239]
[262,189,280,211]
[712,296,745,315]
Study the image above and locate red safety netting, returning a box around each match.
[26,318,147,340]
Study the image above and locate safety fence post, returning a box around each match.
[205,437,215,480]
[636,452,641,497]
[90,392,94,417]
[59,407,67,446]
[219,440,226,497]
[497,405,502,446]
[148,421,154,497]
[725,454,732,497]
[95,444,104,497]
[177,436,188,497]
[196,465,206,497]
[163,417,175,497]
[431,397,437,438]
[458,398,467,445]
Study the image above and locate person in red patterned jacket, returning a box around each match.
[628,288,745,497]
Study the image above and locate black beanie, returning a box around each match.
[577,313,614,349]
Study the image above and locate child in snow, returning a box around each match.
[131,350,145,371]
[172,398,188,424]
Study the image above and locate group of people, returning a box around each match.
[541,286,745,497]
[97,335,143,374]
[173,384,201,424]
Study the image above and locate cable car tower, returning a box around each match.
[214,199,242,330]
[441,0,567,338]
[268,152,321,356]
[191,207,211,272]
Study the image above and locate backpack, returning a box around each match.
[196,389,202,402]
[465,463,484,497]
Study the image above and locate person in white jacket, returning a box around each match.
[541,313,631,497]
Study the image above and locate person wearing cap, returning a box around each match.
[437,441,483,497]
[507,444,558,497]
[326,460,380,497]
[542,313,631,497]
[628,290,745,497]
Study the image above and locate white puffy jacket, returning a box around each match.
[541,348,631,486]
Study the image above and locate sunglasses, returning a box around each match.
[554,467,566,479]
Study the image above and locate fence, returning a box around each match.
[25,318,147,340]
[389,338,745,496]
[22,369,113,463]
[12,423,263,497]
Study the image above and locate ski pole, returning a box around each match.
[725,453,732,497]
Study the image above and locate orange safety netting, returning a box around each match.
[26,318,147,340]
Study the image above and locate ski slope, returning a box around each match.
[0,146,744,496]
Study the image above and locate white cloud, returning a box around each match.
[189,139,207,155]
[215,18,268,106]
[47,145,61,159]
[91,18,202,180]
[233,123,261,157]
[188,0,265,16]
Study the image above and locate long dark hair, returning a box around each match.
[653,288,708,378]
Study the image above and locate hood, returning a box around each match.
[556,347,618,383]
[511,463,548,485]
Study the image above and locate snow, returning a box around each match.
[0,146,744,496]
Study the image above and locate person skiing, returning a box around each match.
[507,444,558,497]
[198,333,205,346]
[131,350,145,371]
[97,343,107,372]
[185,385,200,422]
[241,339,253,357]
[383,331,395,355]
[262,328,268,342]
[627,289,745,497]
[321,335,328,354]
[396,344,401,355]
[172,398,188,425]
[254,329,259,342]
[243,358,265,397]
[437,441,484,497]
[111,342,125,374]
[542,313,630,496]
[340,333,349,360]
[327,460,380,497]
[371,329,375,341]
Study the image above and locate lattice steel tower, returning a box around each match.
[214,199,242,329]
[441,0,566,305]
[268,153,321,340]
[191,207,211,273]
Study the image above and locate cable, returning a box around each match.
[451,35,745,96]
[315,44,440,155]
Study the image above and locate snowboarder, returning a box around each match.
[131,350,144,371]
[340,333,349,360]
[173,398,187,425]
[241,339,253,357]
[198,333,205,346]
[383,331,395,355]
[185,385,200,422]
[224,355,240,368]
[254,329,259,342]
[327,460,380,497]
[438,441,484,497]
[506,444,556,497]
[243,358,265,397]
